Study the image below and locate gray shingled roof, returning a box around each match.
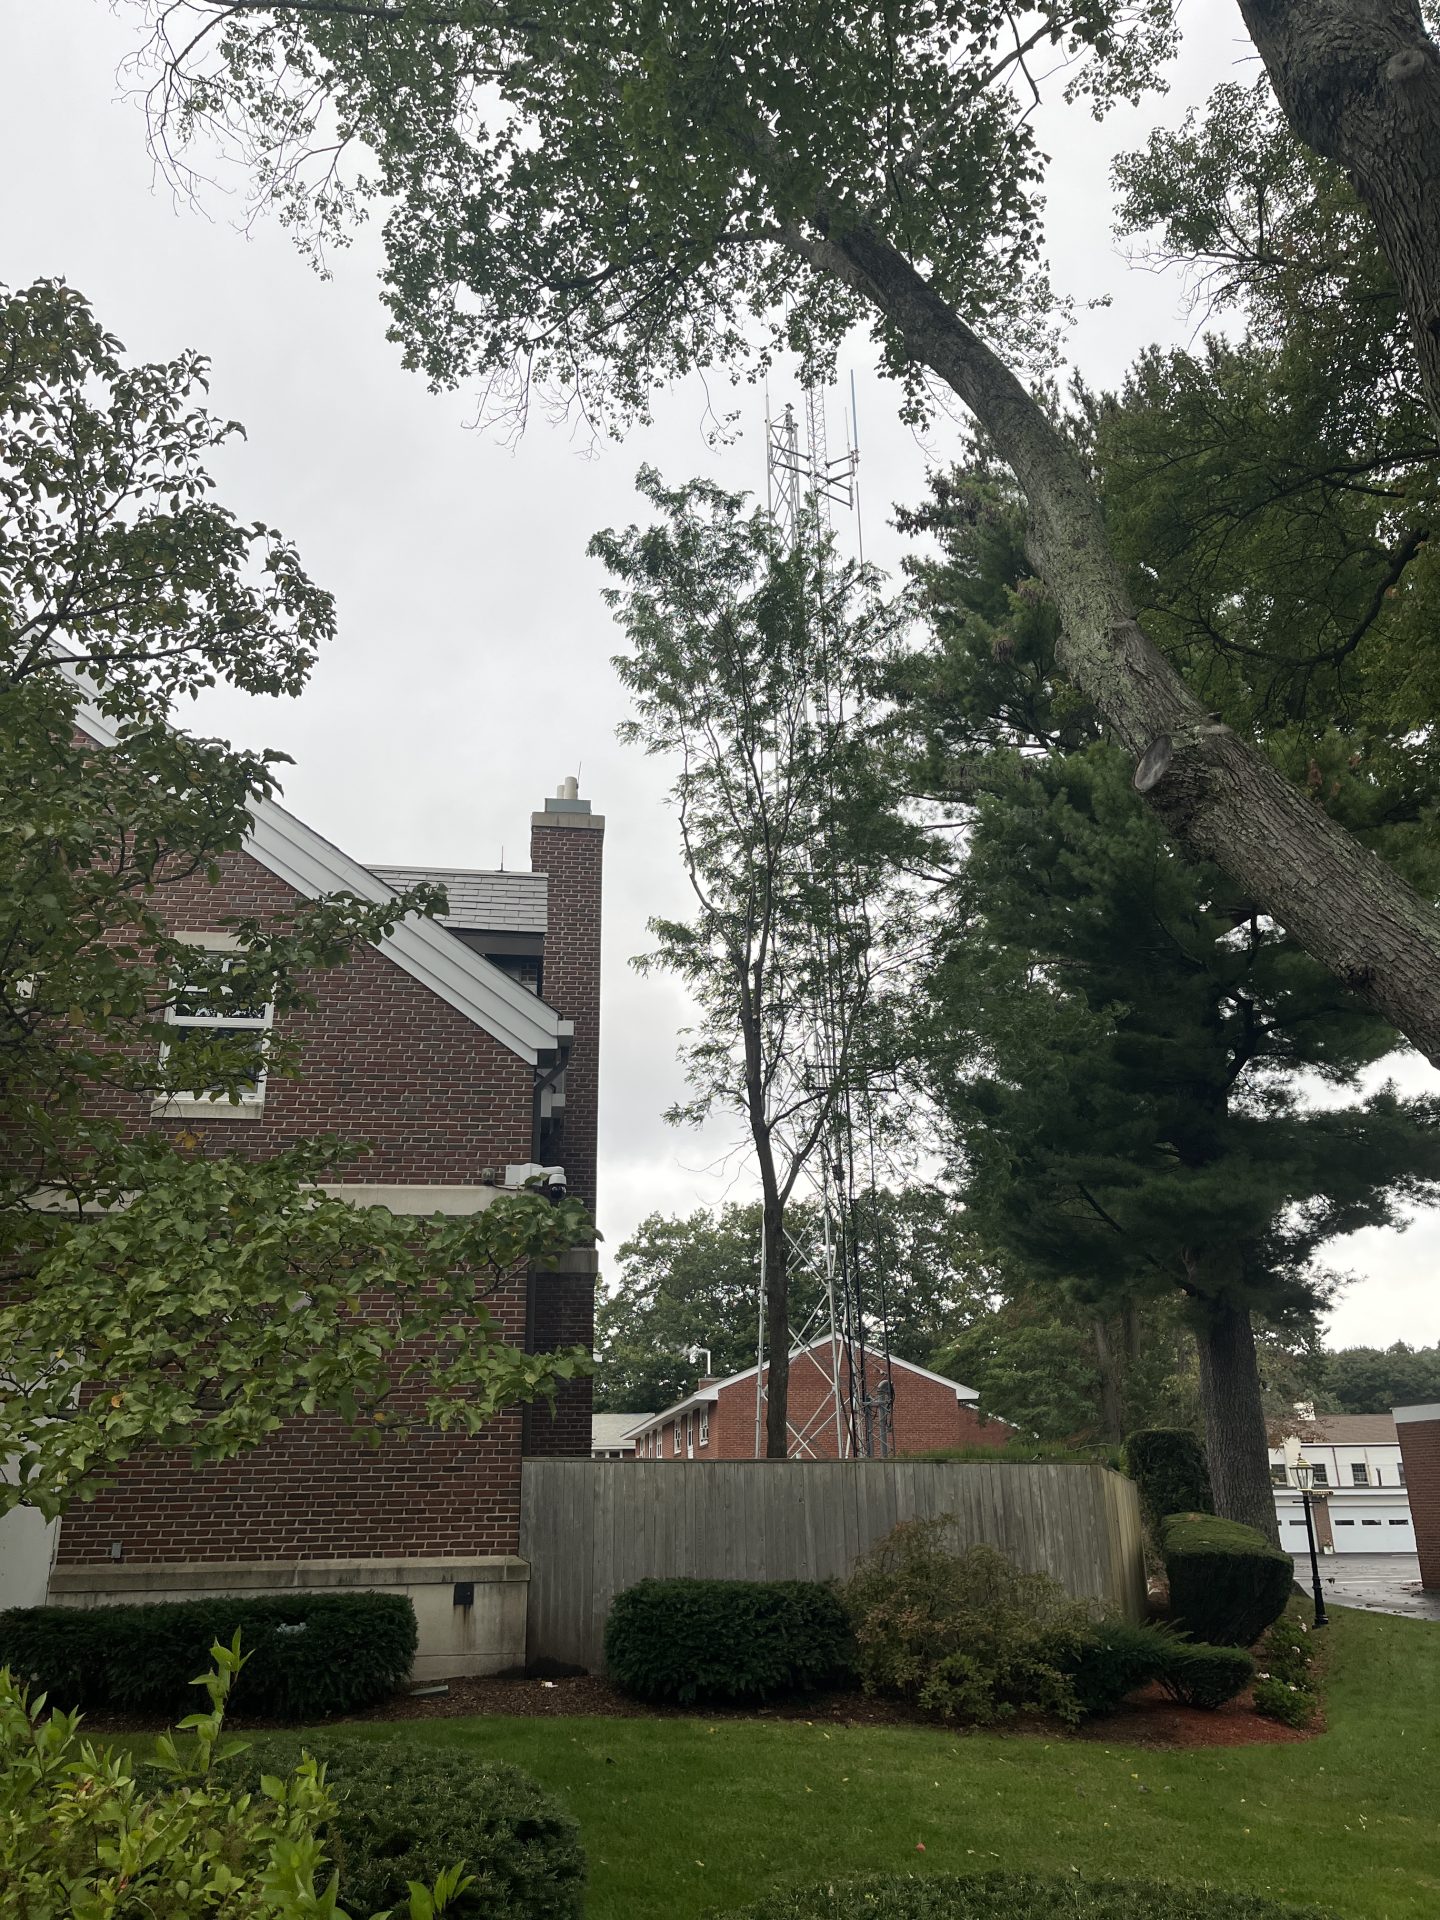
[1302,1414,1400,1445]
[592,1413,650,1451]
[370,866,548,935]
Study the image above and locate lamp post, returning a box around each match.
[1293,1457,1328,1629]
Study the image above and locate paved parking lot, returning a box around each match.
[1290,1552,1440,1620]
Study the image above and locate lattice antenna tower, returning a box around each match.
[753,379,893,1461]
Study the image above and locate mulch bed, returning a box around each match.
[78,1670,1315,1749]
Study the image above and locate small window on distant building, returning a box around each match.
[1389,1518,1409,1526]
[699,1410,710,1447]
[159,944,272,1112]
[1270,1465,1287,1487]
[1311,1463,1329,1487]
[1351,1463,1369,1486]
[673,1419,682,1451]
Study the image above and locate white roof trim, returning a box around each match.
[631,1337,980,1434]
[73,694,565,1066]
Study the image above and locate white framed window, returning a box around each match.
[157,937,273,1117]
[673,1419,682,1451]
[699,1409,710,1447]
[1351,1463,1369,1487]
[1311,1463,1329,1486]
[685,1412,694,1458]
[1270,1465,1288,1487]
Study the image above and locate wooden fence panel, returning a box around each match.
[518,1460,1146,1672]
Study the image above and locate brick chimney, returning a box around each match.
[524,777,604,1460]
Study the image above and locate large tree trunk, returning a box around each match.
[1192,1289,1282,1546]
[1239,0,1440,432]
[1093,1316,1127,1444]
[781,217,1440,1065]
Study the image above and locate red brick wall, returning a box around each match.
[525,808,603,1460]
[1396,1409,1440,1590]
[631,1351,1011,1461]
[88,850,537,1182]
[57,847,547,1564]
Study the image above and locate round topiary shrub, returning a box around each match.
[604,1577,854,1705]
[216,1735,585,1920]
[1161,1513,1293,1649]
[712,1870,1339,1919]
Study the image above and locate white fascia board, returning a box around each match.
[705,1336,982,1405]
[73,694,562,1067]
[634,1388,721,1431]
[1394,1403,1440,1424]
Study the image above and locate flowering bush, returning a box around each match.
[1253,1612,1320,1729]
[0,1634,470,1919]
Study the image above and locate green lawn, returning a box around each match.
[320,1607,1437,1920]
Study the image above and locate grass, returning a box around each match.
[310,1606,1436,1920]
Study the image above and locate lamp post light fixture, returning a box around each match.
[1293,1457,1328,1629]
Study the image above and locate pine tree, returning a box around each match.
[899,474,1440,1541]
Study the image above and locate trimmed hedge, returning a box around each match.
[1156,1641,1254,1709]
[1122,1429,1212,1536]
[1064,1618,1174,1716]
[1162,1513,1293,1648]
[0,1593,416,1719]
[713,1870,1338,1919]
[605,1578,854,1705]
[210,1736,585,1920]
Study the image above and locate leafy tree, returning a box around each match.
[1319,1343,1440,1416]
[595,1204,769,1413]
[123,0,1440,1062]
[0,280,589,1516]
[593,469,919,1452]
[897,474,1440,1540]
[595,1191,993,1414]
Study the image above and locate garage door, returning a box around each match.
[1328,1505,1413,1552]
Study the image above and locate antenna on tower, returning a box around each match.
[752,373,895,1461]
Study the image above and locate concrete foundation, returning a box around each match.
[45,1556,529,1682]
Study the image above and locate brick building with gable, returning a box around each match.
[626,1336,1011,1461]
[30,700,604,1678]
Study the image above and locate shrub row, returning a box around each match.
[1161,1513,1294,1649]
[713,1871,1338,1920]
[604,1577,854,1705]
[605,1540,1254,1723]
[0,1592,416,1719]
[207,1735,586,1920]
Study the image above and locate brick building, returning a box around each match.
[1395,1403,1440,1590]
[626,1336,1010,1461]
[35,699,604,1677]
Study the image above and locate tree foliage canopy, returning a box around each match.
[0,280,590,1515]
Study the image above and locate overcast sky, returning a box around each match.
[4,0,1437,1350]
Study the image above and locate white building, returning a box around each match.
[1269,1413,1414,1555]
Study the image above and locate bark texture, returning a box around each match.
[1193,1291,1282,1546]
[782,215,1440,1065]
[1239,0,1440,431]
[760,1184,790,1458]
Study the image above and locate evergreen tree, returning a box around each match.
[899,474,1440,1541]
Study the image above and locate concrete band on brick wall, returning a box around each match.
[47,1557,529,1682]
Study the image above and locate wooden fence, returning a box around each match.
[518,1459,1146,1672]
